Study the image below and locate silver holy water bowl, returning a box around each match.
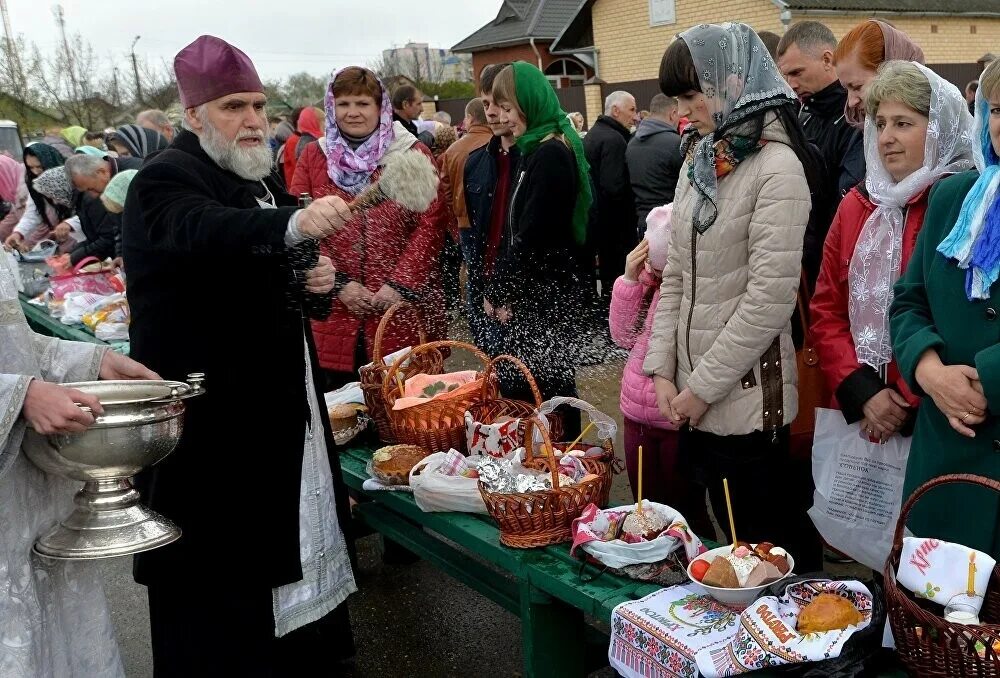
[22,373,205,559]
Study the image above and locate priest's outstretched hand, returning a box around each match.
[297,195,353,239]
[100,352,160,381]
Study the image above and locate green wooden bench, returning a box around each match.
[341,446,687,677]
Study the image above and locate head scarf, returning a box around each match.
[60,126,87,148]
[109,124,167,159]
[32,167,74,208]
[644,203,673,272]
[274,120,295,143]
[845,21,925,128]
[509,61,592,245]
[299,107,323,138]
[323,68,395,194]
[75,145,105,156]
[678,23,797,233]
[0,155,23,204]
[849,62,974,368]
[937,86,1000,299]
[101,169,138,212]
[23,143,67,227]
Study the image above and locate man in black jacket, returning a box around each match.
[463,63,519,348]
[122,35,356,676]
[777,21,864,286]
[584,90,638,303]
[64,153,143,264]
[627,93,682,234]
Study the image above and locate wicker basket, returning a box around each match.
[465,354,564,447]
[360,302,443,444]
[479,416,609,548]
[383,340,496,454]
[883,473,1000,677]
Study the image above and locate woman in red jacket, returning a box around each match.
[810,61,974,442]
[291,66,452,387]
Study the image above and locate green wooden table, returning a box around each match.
[341,446,685,677]
[19,294,129,354]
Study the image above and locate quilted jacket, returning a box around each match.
[609,270,679,430]
[643,115,811,436]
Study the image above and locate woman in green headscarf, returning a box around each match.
[60,126,87,149]
[481,61,593,435]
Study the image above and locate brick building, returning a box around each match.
[554,0,1000,122]
[452,0,596,89]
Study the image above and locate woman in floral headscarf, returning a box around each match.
[644,24,821,568]
[290,66,452,388]
[811,62,974,447]
[890,57,1000,558]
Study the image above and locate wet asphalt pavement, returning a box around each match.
[102,342,639,677]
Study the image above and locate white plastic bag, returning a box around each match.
[61,292,119,325]
[410,452,487,513]
[808,408,911,571]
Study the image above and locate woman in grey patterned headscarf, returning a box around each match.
[644,23,823,571]
[32,168,75,208]
[107,124,167,159]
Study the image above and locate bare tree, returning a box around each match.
[0,33,38,128]
[131,55,177,110]
[31,32,110,129]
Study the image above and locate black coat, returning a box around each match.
[799,81,864,287]
[626,117,682,233]
[583,115,638,285]
[484,137,582,312]
[123,131,345,588]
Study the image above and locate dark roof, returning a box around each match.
[452,0,582,52]
[784,0,1000,14]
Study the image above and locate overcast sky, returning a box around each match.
[7,0,500,81]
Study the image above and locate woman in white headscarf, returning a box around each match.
[811,61,975,444]
[644,23,820,568]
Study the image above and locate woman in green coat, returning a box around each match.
[890,59,1000,559]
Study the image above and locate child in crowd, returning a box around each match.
[609,204,714,537]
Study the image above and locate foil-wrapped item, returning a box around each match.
[479,457,549,493]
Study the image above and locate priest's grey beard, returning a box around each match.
[197,112,274,181]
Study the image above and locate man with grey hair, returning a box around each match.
[584,89,638,305]
[777,20,863,285]
[122,35,357,675]
[627,93,682,233]
[136,109,176,142]
[432,110,452,126]
[64,152,143,265]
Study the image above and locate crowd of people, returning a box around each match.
[1,14,1000,677]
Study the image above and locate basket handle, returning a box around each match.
[522,415,561,489]
[479,354,543,407]
[372,301,427,364]
[382,339,493,407]
[891,473,1000,554]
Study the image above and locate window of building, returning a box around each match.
[931,25,938,34]
[971,25,978,34]
[544,58,586,89]
[649,0,676,26]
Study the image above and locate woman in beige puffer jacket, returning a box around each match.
[645,23,821,570]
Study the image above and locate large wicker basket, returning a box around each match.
[359,302,443,444]
[479,416,609,548]
[383,340,497,454]
[465,354,564,447]
[884,473,1000,677]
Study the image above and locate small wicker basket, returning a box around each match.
[883,473,1000,677]
[465,354,564,447]
[479,416,609,548]
[359,302,442,444]
[383,340,497,454]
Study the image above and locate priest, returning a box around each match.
[122,35,357,675]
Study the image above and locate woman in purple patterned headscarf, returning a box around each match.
[290,67,454,389]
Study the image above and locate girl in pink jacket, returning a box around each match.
[609,205,713,535]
